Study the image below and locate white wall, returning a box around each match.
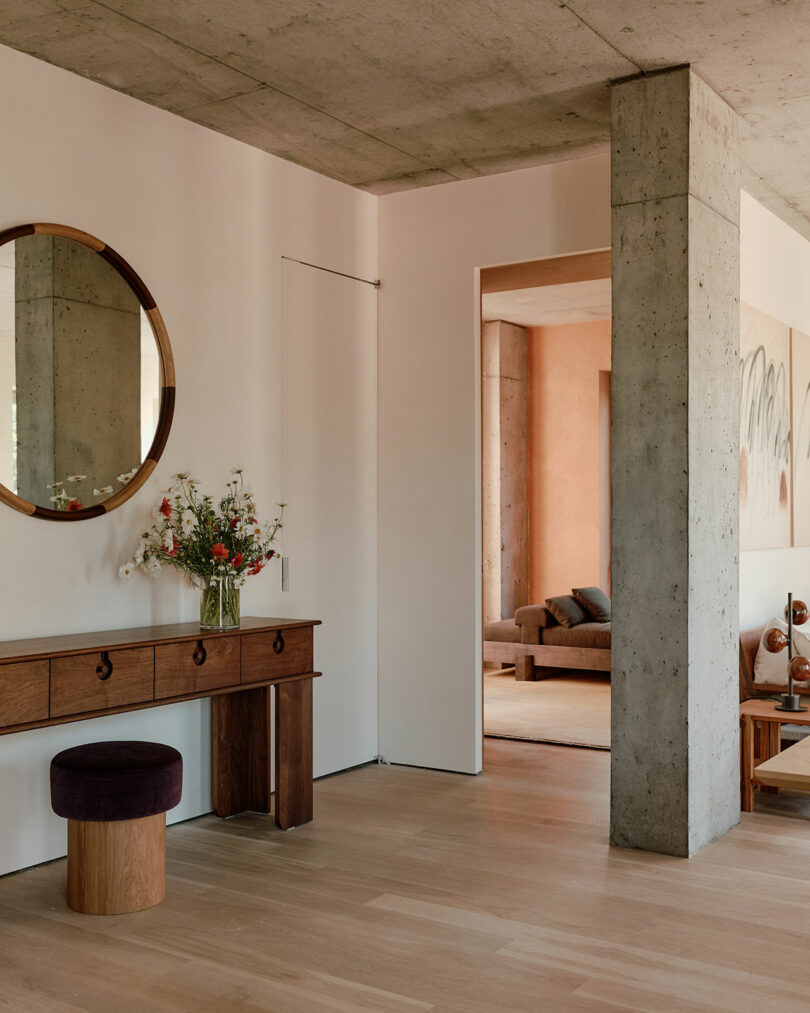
[740,191,810,628]
[377,156,611,773]
[0,44,377,876]
[376,167,810,774]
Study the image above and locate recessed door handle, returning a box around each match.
[273,631,285,655]
[192,641,207,666]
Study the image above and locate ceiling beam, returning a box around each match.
[481,249,611,294]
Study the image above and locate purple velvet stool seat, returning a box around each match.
[50,740,182,822]
[50,741,182,915]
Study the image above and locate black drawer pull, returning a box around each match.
[193,641,207,666]
[273,631,285,655]
[96,652,113,681]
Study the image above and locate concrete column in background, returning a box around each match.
[482,320,529,624]
[610,67,740,857]
[15,236,141,501]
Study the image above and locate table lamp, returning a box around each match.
[765,592,810,712]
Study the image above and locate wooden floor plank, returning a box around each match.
[1,740,809,1011]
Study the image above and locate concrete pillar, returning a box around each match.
[482,320,529,624]
[610,67,740,857]
[15,236,141,502]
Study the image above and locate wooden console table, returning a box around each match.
[0,617,321,830]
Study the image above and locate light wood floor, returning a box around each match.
[2,740,810,1011]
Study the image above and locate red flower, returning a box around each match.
[169,537,179,558]
[211,543,228,560]
[67,498,82,512]
[229,517,238,528]
[160,497,172,517]
[248,562,264,576]
[265,550,275,560]
[232,552,244,568]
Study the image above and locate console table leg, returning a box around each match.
[275,678,313,829]
[211,687,271,817]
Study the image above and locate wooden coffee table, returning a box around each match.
[755,735,810,791]
[740,698,810,811]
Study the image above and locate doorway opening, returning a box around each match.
[480,251,612,750]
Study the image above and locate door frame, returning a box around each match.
[478,249,612,759]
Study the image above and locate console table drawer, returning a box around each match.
[0,661,49,727]
[155,637,240,698]
[241,628,313,684]
[51,648,154,718]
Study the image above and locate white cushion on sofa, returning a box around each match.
[754,617,810,686]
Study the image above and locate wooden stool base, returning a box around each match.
[67,813,166,915]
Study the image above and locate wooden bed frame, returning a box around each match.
[483,639,611,681]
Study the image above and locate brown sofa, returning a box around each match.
[739,624,810,702]
[484,603,610,681]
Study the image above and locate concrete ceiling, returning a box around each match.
[1,1,810,234]
[482,279,611,327]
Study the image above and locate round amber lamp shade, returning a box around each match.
[766,628,789,654]
[785,600,809,626]
[790,654,810,681]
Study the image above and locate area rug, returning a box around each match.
[484,669,611,750]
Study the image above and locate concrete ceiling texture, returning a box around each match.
[482,279,612,327]
[1,1,810,234]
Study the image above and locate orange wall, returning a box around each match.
[528,319,611,604]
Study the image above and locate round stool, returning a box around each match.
[50,741,182,915]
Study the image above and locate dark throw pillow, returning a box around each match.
[572,586,611,623]
[545,594,588,628]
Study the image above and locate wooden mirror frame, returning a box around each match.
[0,222,175,521]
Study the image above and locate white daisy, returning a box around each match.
[94,485,114,496]
[119,561,136,578]
[46,481,64,489]
[180,509,197,534]
[145,555,162,576]
[66,474,87,482]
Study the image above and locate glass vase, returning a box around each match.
[199,575,240,630]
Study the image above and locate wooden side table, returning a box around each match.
[740,699,810,811]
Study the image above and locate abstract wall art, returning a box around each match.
[739,303,791,551]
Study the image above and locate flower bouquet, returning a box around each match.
[120,469,284,629]
[48,467,138,511]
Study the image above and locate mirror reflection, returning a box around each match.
[0,235,160,512]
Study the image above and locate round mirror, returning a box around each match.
[0,223,174,520]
